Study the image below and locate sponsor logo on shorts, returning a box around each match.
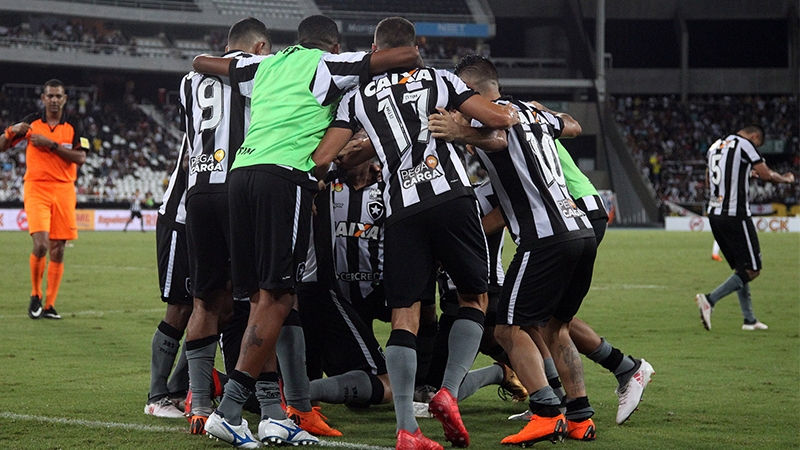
[335,221,381,240]
[556,198,585,219]
[296,262,306,282]
[399,155,442,189]
[189,150,225,174]
[337,271,382,282]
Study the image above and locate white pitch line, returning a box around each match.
[71,264,150,271]
[0,307,165,320]
[0,412,183,432]
[0,412,394,450]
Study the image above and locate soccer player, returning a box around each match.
[123,189,144,232]
[146,136,192,418]
[429,54,597,445]
[696,125,794,331]
[1,79,89,320]
[315,17,517,450]
[191,15,423,448]
[179,17,270,436]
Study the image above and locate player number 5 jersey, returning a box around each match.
[706,134,763,218]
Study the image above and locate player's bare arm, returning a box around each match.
[752,162,795,183]
[368,46,423,74]
[192,54,232,76]
[311,127,356,178]
[481,206,505,236]
[527,100,582,138]
[29,134,86,165]
[457,95,519,130]
[428,107,507,152]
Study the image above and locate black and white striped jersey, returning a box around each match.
[473,97,594,248]
[180,50,250,197]
[331,67,477,226]
[158,135,189,229]
[706,134,763,217]
[330,175,385,304]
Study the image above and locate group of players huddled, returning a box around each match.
[144,15,655,449]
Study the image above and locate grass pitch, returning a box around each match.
[0,229,797,449]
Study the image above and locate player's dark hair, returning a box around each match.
[228,17,270,49]
[298,15,339,50]
[374,17,415,50]
[44,79,64,90]
[741,123,765,140]
[454,55,498,84]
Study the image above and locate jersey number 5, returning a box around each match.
[197,77,223,132]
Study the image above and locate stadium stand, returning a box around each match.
[612,94,799,214]
[0,86,179,204]
[315,0,470,16]
[210,0,305,19]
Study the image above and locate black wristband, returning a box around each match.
[50,141,58,152]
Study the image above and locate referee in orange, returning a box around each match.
[0,79,89,319]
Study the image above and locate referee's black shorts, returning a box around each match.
[383,195,488,309]
[498,236,597,328]
[186,192,231,300]
[709,215,762,272]
[156,215,192,305]
[228,169,313,299]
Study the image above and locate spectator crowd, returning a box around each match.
[612,94,799,213]
[0,86,180,203]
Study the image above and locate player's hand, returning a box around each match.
[29,134,56,150]
[783,172,795,183]
[502,103,520,126]
[428,107,461,142]
[9,122,31,136]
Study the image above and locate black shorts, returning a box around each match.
[709,215,762,272]
[156,215,192,305]
[186,192,231,300]
[352,284,392,324]
[498,237,597,327]
[297,282,387,378]
[229,169,313,298]
[438,270,500,320]
[130,210,142,219]
[383,196,488,309]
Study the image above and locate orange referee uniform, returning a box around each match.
[19,112,89,240]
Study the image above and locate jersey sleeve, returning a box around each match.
[313,51,372,107]
[437,69,478,110]
[68,117,90,152]
[329,88,362,133]
[229,54,271,98]
[537,109,564,138]
[739,138,763,165]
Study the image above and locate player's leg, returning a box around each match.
[209,172,313,447]
[42,182,78,319]
[305,284,390,407]
[184,193,233,429]
[712,240,722,261]
[496,243,582,445]
[24,181,52,318]
[544,237,598,440]
[428,197,490,448]
[738,218,766,330]
[383,214,439,448]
